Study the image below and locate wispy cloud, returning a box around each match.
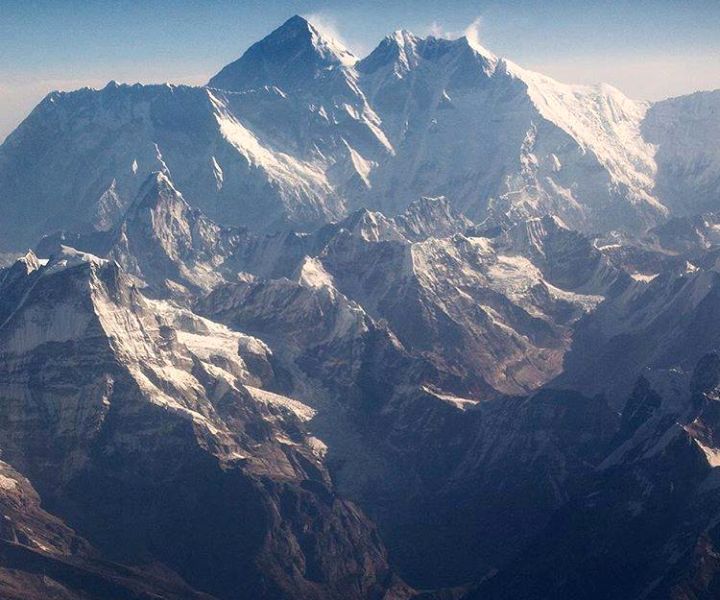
[463,17,486,51]
[303,12,353,50]
[421,16,486,49]
[424,21,457,39]
[421,21,461,39]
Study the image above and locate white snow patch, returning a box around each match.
[422,385,479,411]
[43,246,109,276]
[297,256,335,289]
[210,156,224,191]
[696,439,720,468]
[630,272,659,282]
[347,144,374,187]
[306,436,328,458]
[153,143,171,175]
[545,281,604,311]
[208,90,333,196]
[244,386,316,422]
[550,153,562,172]
[466,236,495,255]
[0,475,17,491]
[486,254,543,301]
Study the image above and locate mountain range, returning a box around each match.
[0,14,720,600]
[2,15,719,251]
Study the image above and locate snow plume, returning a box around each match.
[303,12,359,58]
[426,21,452,38]
[464,17,493,55]
[422,20,463,40]
[423,16,492,55]
[464,18,482,46]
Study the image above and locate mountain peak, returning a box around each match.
[358,28,496,76]
[208,15,356,92]
[390,29,421,46]
[357,29,423,74]
[140,169,175,194]
[282,14,311,30]
[131,171,186,213]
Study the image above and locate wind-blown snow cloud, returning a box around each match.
[303,12,352,49]
[425,21,453,38]
[422,16,487,50]
[463,17,484,49]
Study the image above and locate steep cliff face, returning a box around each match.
[0,82,343,250]
[200,262,622,587]
[0,458,220,600]
[35,171,245,298]
[0,249,407,600]
[197,216,625,587]
[559,264,720,402]
[108,171,239,293]
[642,90,720,217]
[355,31,662,231]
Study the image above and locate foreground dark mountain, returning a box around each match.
[469,355,720,599]
[0,248,411,599]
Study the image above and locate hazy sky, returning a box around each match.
[1,0,719,142]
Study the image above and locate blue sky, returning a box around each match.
[1,0,719,141]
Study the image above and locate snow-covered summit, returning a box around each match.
[133,170,177,206]
[358,28,497,77]
[357,28,497,93]
[43,245,109,275]
[208,15,357,93]
[356,30,422,74]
